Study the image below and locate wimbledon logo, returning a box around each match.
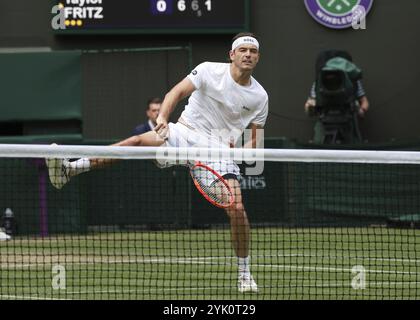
[304,0,374,29]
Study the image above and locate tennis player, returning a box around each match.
[46,32,268,293]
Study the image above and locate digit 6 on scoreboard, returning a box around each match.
[192,0,199,11]
[177,0,186,11]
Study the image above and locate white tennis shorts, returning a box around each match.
[155,122,240,179]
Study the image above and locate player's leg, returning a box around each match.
[225,178,250,258]
[224,178,258,293]
[46,130,166,189]
[90,130,166,169]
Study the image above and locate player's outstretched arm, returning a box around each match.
[155,77,196,135]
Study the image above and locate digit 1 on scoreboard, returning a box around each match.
[205,0,212,11]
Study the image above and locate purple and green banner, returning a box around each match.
[304,0,374,29]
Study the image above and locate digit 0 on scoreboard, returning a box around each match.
[53,0,250,34]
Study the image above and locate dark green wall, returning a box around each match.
[0,0,419,143]
[0,51,81,121]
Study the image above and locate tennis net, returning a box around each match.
[0,144,419,300]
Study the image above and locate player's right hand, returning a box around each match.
[154,115,169,140]
[304,98,316,112]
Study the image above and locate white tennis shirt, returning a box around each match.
[180,62,269,145]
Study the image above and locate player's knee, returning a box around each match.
[133,135,144,146]
[235,202,245,213]
[226,202,245,219]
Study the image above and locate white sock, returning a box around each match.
[68,158,91,176]
[238,256,251,277]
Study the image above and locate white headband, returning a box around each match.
[231,36,260,51]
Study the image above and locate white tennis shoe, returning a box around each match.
[238,274,258,293]
[45,144,71,189]
[0,231,11,241]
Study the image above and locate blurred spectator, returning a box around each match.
[133,97,162,135]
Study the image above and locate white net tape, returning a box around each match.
[0,144,420,164]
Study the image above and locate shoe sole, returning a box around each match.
[238,283,259,293]
[45,158,64,189]
[0,231,11,240]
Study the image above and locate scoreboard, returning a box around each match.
[54,0,250,34]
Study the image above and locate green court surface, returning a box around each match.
[1,227,419,300]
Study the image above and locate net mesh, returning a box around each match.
[0,144,419,300]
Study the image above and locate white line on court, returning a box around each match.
[251,263,420,275]
[3,255,420,276]
[64,286,230,295]
[3,251,420,267]
[271,253,420,264]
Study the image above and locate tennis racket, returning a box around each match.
[189,161,235,209]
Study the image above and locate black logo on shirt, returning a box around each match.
[242,106,251,111]
[191,70,198,76]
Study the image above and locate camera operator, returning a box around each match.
[305,81,369,117]
[304,50,369,144]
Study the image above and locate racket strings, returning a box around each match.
[191,166,232,206]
